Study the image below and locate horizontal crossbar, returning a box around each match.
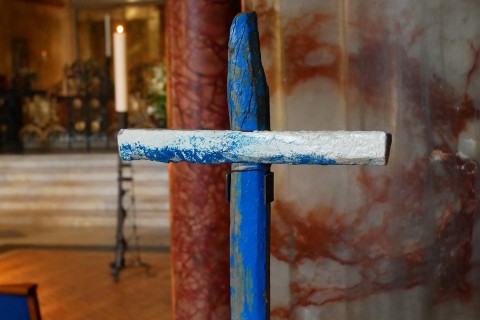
[118,129,391,166]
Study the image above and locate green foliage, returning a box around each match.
[130,63,167,128]
[147,91,166,128]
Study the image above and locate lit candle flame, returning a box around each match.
[116,25,124,34]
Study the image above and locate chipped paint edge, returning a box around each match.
[118,129,390,166]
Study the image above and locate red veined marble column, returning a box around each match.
[165,1,241,319]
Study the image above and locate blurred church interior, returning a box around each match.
[0,0,172,318]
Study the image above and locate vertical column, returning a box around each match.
[165,1,241,319]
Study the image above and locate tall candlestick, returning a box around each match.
[104,14,111,57]
[113,25,128,112]
[112,24,129,283]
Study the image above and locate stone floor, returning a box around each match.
[0,225,172,319]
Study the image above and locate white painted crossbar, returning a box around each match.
[118,129,390,165]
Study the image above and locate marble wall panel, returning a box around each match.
[244,0,480,319]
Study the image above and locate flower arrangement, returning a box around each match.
[145,64,167,128]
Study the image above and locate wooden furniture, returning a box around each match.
[0,283,41,320]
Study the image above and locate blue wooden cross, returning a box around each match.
[118,12,391,320]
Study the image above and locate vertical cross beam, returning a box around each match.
[227,13,271,320]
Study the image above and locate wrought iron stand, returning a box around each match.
[111,112,128,281]
[111,112,150,282]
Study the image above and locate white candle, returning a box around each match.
[104,14,111,57]
[113,25,128,112]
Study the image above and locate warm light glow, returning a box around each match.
[40,50,48,62]
[116,25,124,34]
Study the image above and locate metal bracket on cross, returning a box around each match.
[117,12,391,320]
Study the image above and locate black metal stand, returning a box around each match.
[111,112,128,281]
[110,112,151,282]
[105,57,112,77]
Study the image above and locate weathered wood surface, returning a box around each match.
[227,14,269,132]
[118,129,390,165]
[227,12,270,320]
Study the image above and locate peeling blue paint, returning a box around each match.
[118,128,388,165]
[228,12,269,132]
[230,164,268,320]
[228,12,270,320]
[119,141,338,165]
